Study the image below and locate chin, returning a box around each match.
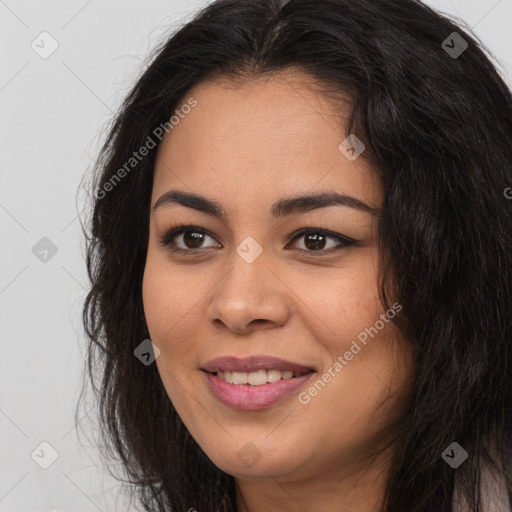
[204,442,306,481]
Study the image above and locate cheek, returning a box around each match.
[142,260,201,408]
[142,266,172,341]
[142,252,206,345]
[288,251,382,342]
[290,252,405,406]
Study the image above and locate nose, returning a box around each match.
[206,248,291,335]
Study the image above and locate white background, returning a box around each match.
[1,1,511,510]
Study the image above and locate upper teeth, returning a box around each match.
[216,369,307,385]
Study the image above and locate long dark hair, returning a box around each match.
[79,0,512,510]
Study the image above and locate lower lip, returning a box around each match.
[203,371,314,410]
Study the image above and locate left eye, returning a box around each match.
[287,228,356,252]
[160,225,356,254]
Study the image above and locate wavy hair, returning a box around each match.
[80,0,512,510]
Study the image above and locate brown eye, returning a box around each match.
[160,225,221,252]
[288,228,356,253]
[181,230,207,249]
[303,232,327,251]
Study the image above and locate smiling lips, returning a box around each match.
[202,355,315,410]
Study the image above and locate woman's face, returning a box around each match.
[142,71,416,484]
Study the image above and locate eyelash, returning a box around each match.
[159,222,357,256]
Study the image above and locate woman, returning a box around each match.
[80,0,512,510]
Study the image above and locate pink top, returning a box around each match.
[453,463,510,512]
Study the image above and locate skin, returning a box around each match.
[142,69,417,512]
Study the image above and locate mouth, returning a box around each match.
[201,355,316,409]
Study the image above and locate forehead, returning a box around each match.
[152,71,382,213]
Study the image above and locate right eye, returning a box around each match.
[160,224,222,254]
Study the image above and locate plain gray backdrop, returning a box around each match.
[1,0,511,510]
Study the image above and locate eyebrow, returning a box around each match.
[153,190,380,218]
